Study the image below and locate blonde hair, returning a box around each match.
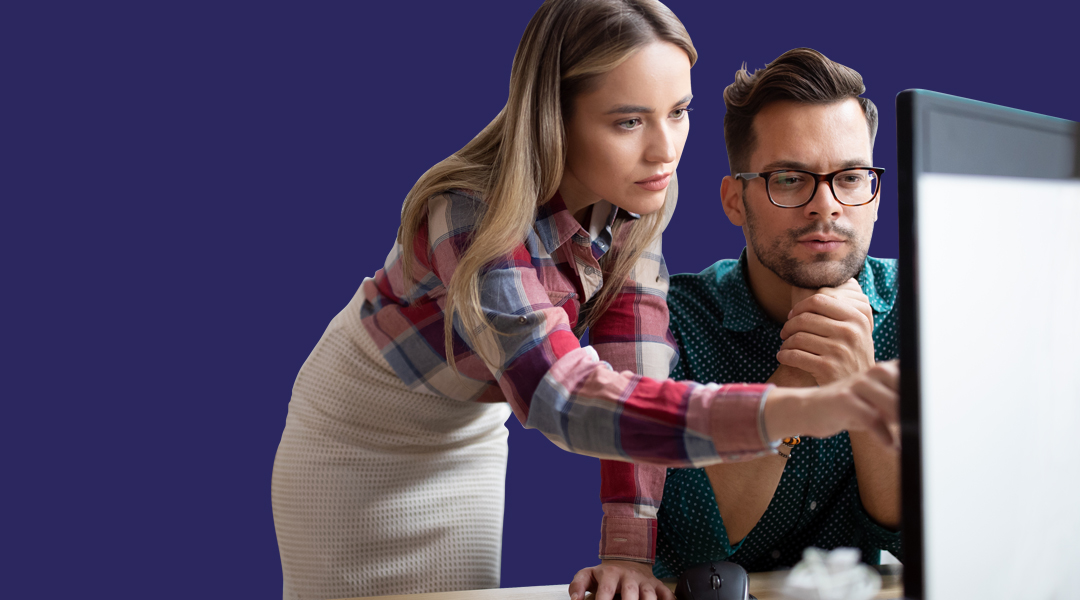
[397,0,696,370]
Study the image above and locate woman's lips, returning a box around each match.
[635,173,671,191]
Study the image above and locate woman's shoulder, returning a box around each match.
[430,188,487,210]
[424,189,489,238]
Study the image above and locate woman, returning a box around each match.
[271,1,899,598]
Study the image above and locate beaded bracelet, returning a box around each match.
[777,436,801,459]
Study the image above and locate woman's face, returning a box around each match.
[560,41,692,224]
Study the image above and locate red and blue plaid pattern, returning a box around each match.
[359,190,772,560]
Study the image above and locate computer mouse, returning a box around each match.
[674,560,754,600]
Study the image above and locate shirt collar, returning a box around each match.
[534,192,628,254]
[715,251,770,332]
[716,250,893,332]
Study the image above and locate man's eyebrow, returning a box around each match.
[760,160,812,171]
[604,94,693,115]
[758,158,872,172]
[837,158,873,169]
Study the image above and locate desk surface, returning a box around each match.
[343,567,903,600]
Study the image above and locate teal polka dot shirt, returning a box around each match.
[653,251,902,577]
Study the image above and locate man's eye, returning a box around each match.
[775,174,805,186]
[618,118,642,130]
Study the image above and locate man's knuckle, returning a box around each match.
[842,325,862,344]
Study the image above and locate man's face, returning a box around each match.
[724,98,879,289]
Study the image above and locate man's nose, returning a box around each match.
[803,178,843,219]
[645,123,677,164]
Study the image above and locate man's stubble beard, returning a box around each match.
[743,195,869,289]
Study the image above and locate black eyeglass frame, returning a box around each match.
[734,167,886,208]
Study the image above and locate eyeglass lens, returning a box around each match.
[767,169,879,207]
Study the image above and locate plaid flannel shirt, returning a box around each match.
[359,189,774,563]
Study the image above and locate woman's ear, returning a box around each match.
[720,175,747,227]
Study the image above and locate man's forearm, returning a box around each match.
[848,430,901,529]
[705,364,815,544]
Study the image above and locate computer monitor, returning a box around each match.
[898,89,1080,599]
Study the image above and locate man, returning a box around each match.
[570,48,900,600]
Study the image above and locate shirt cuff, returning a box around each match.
[705,383,777,455]
[598,516,656,564]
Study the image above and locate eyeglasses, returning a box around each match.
[734,167,885,208]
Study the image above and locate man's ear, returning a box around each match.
[720,175,747,227]
[872,194,880,222]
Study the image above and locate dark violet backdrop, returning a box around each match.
[5,1,1077,598]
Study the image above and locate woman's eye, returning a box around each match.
[671,107,692,119]
[618,118,642,130]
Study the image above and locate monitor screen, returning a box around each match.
[898,90,1080,600]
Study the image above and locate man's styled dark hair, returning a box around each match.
[723,47,878,174]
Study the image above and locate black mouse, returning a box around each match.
[674,560,754,600]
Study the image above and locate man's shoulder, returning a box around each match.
[670,259,741,290]
[668,259,741,311]
[866,256,899,279]
[865,256,901,359]
[864,256,900,304]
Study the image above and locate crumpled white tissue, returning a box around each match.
[780,547,881,600]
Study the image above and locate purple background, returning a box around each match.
[6,1,1077,597]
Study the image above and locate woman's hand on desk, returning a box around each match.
[764,360,901,449]
[568,559,673,600]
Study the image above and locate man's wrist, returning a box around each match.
[771,363,819,387]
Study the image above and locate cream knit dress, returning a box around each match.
[271,285,513,599]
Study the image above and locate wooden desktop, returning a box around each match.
[342,565,904,600]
